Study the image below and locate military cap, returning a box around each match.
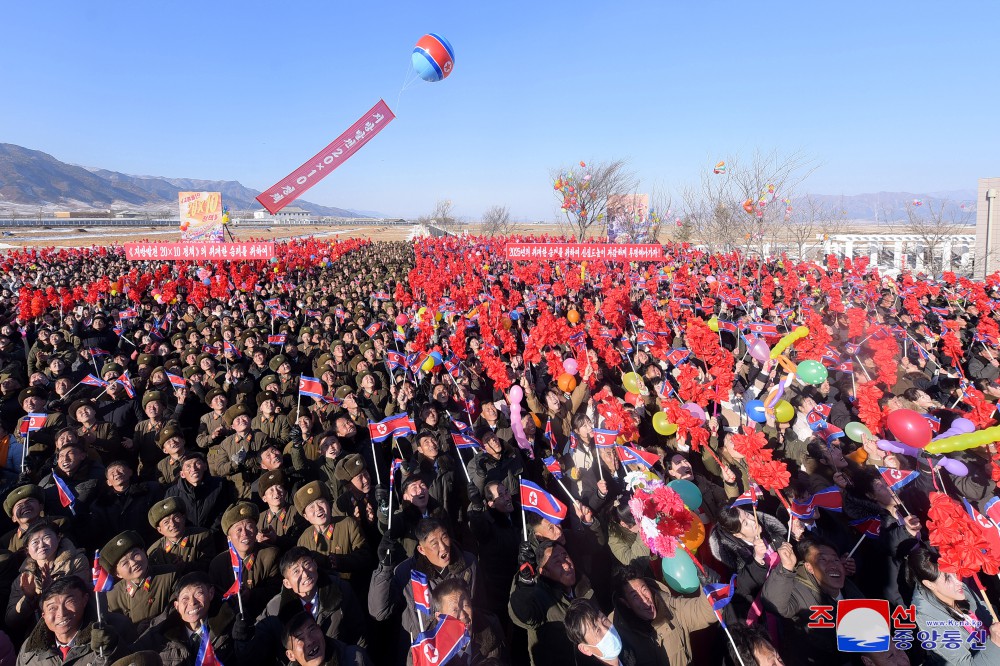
[256,390,279,407]
[137,354,155,367]
[348,356,363,373]
[148,497,184,528]
[103,362,124,377]
[259,374,279,391]
[170,333,185,345]
[221,502,259,535]
[294,481,330,515]
[3,484,43,518]
[315,353,332,369]
[300,327,313,335]
[331,339,345,350]
[110,650,164,666]
[181,366,200,380]
[359,341,374,354]
[224,403,251,427]
[100,530,144,572]
[156,424,184,447]
[205,388,226,405]
[196,353,214,367]
[356,371,373,386]
[257,470,286,498]
[163,358,182,373]
[18,387,46,404]
[142,391,163,409]
[269,355,289,373]
[334,385,355,400]
[334,454,366,482]
[68,398,95,419]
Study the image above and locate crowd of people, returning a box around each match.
[0,235,999,665]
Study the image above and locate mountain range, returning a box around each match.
[0,142,980,223]
[0,143,361,217]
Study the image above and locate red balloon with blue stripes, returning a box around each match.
[412,33,455,82]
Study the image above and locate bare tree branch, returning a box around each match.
[481,204,515,237]
[551,159,638,240]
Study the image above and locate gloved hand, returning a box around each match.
[517,541,537,586]
[468,499,484,513]
[378,533,398,566]
[375,485,390,513]
[230,448,247,467]
[232,614,254,642]
[90,622,117,653]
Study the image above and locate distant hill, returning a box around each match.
[0,143,365,217]
[796,190,978,223]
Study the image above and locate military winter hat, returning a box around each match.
[221,502,259,535]
[224,404,251,427]
[334,385,355,400]
[148,497,184,528]
[205,388,226,405]
[294,481,330,514]
[259,374,279,391]
[156,424,184,448]
[142,391,163,409]
[334,453,366,482]
[269,355,288,373]
[100,530,144,572]
[256,390,279,407]
[257,470,286,498]
[3,484,43,518]
[110,651,164,666]
[18,387,46,404]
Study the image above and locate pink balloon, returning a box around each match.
[508,385,523,405]
[886,409,932,449]
[395,314,409,327]
[682,402,706,423]
[705,276,716,284]
[749,339,771,363]
[563,358,578,376]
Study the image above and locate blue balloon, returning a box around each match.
[661,547,700,594]
[746,399,767,423]
[509,311,520,321]
[202,278,211,286]
[667,479,703,510]
[412,33,455,83]
[429,351,444,365]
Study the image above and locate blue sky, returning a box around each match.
[2,1,996,220]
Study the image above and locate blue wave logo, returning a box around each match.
[837,635,891,652]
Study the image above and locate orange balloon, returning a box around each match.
[501,316,512,330]
[557,373,577,393]
[681,511,706,552]
[567,310,581,324]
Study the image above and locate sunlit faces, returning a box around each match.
[228,518,257,555]
[115,547,148,582]
[26,526,59,563]
[282,556,319,598]
[303,499,330,526]
[416,526,452,569]
[41,587,86,643]
[539,542,576,587]
[285,616,326,666]
[173,582,214,629]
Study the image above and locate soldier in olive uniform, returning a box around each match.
[208,501,281,621]
[208,404,267,500]
[256,470,304,552]
[294,481,372,592]
[145,498,214,576]
[252,391,295,451]
[196,388,230,451]
[102,530,178,633]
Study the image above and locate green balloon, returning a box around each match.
[797,360,829,386]
[661,547,700,593]
[667,479,703,510]
[844,422,872,443]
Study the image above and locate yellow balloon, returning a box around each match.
[770,326,811,359]
[622,372,643,395]
[434,312,443,322]
[663,423,678,435]
[774,400,794,423]
[707,316,719,332]
[421,356,435,372]
[925,425,1000,454]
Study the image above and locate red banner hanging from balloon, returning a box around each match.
[256,99,395,214]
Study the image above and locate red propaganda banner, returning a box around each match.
[124,242,275,261]
[256,99,395,214]
[505,243,665,262]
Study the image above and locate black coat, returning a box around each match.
[164,474,234,536]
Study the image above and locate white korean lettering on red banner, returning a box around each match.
[123,242,275,261]
[504,243,665,262]
[256,99,396,214]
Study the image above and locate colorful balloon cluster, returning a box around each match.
[553,162,593,223]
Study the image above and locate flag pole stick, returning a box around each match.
[553,476,579,507]
[455,445,472,483]
[519,475,528,541]
[21,430,29,473]
[846,532,866,559]
[972,573,999,624]
[371,436,383,486]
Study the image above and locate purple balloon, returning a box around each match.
[877,439,922,458]
[563,358,578,376]
[938,457,969,477]
[683,402,707,423]
[951,418,976,435]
